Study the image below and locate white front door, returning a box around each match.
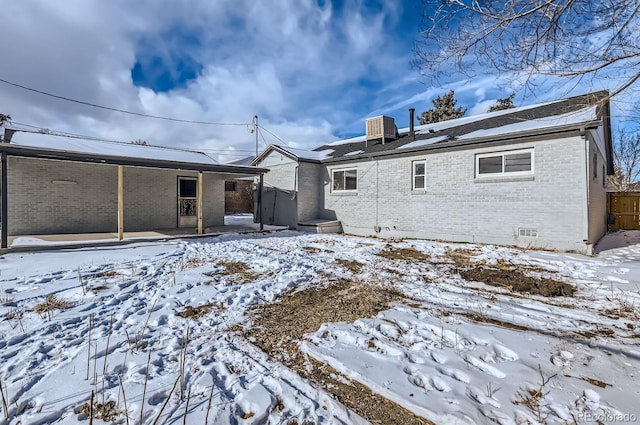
[178,177,197,227]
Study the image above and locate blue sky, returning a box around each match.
[0,0,634,161]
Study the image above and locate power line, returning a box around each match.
[6,120,258,156]
[257,124,294,149]
[0,77,250,126]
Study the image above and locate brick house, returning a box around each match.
[252,91,613,254]
[0,137,268,248]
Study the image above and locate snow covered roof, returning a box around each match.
[310,91,609,161]
[10,136,218,165]
[251,144,334,164]
[2,134,268,175]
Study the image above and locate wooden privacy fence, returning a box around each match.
[608,192,640,231]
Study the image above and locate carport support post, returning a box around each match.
[258,174,264,231]
[197,171,203,234]
[117,165,124,241]
[1,152,7,249]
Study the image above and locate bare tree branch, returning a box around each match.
[610,129,640,190]
[415,0,640,96]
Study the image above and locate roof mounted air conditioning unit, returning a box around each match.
[366,116,396,144]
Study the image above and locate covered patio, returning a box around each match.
[0,132,271,250]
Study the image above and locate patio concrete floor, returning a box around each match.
[3,215,288,252]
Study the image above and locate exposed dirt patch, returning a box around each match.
[376,245,430,261]
[459,266,575,297]
[460,312,530,331]
[176,303,216,319]
[90,285,109,291]
[335,258,364,274]
[303,246,334,254]
[445,247,481,266]
[213,261,263,284]
[242,278,431,424]
[183,257,210,268]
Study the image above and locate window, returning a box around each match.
[332,168,357,192]
[179,178,197,198]
[476,149,533,178]
[225,181,237,192]
[519,228,538,237]
[413,161,426,190]
[592,152,598,179]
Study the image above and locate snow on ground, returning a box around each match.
[0,230,639,424]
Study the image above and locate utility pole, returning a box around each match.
[253,115,258,157]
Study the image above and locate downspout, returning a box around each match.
[258,174,264,231]
[291,165,298,200]
[1,151,7,249]
[1,129,14,249]
[582,128,592,255]
[375,159,380,232]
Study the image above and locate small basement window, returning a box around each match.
[225,181,237,192]
[413,160,426,190]
[476,148,533,178]
[332,168,357,192]
[519,228,538,237]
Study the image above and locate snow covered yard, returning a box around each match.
[1,231,639,424]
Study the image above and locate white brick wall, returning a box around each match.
[321,136,595,252]
[5,158,226,235]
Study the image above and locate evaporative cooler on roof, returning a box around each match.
[366,116,396,144]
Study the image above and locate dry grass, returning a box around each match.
[176,303,216,319]
[375,245,431,261]
[242,277,433,425]
[214,261,263,284]
[79,399,120,422]
[581,376,610,388]
[302,246,334,254]
[0,296,14,305]
[33,295,73,315]
[445,247,481,266]
[91,270,120,279]
[4,309,23,321]
[574,328,616,339]
[460,312,530,331]
[459,266,576,297]
[335,258,364,274]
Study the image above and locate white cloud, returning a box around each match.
[2,0,429,160]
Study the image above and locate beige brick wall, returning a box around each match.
[5,157,226,235]
[7,157,117,234]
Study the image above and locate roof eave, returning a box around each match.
[319,120,602,164]
[0,144,269,175]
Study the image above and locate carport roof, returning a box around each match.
[0,140,268,175]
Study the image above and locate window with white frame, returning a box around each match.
[476,148,533,178]
[332,168,358,192]
[413,160,426,190]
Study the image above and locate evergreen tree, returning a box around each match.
[488,93,516,112]
[418,90,466,125]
